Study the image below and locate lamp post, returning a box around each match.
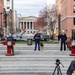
[4,8,7,36]
[0,12,2,28]
[0,11,3,42]
[58,6,61,35]
[58,14,61,35]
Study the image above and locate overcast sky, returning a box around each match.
[14,0,55,17]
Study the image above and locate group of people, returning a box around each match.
[2,32,75,75]
[34,30,67,51]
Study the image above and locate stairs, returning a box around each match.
[0,44,74,75]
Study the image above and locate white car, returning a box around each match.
[13,32,25,41]
[22,33,35,41]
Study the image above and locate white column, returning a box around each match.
[32,22,34,29]
[29,22,31,33]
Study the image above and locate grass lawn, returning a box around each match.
[16,40,58,44]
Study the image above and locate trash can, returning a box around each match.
[27,39,32,45]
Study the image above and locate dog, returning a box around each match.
[40,41,44,50]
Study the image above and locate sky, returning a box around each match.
[14,0,55,17]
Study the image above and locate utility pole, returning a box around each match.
[4,8,7,37]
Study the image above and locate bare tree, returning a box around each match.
[35,4,57,33]
[47,4,57,34]
[35,7,47,30]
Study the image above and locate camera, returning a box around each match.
[55,59,64,67]
[55,59,60,66]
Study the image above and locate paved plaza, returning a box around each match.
[0,43,74,75]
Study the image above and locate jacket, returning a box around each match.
[58,34,67,42]
[67,60,75,75]
[34,33,41,41]
[7,36,14,41]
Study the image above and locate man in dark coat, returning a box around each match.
[67,60,75,75]
[34,31,41,51]
[58,30,67,51]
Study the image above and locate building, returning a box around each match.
[19,16,38,33]
[0,0,4,30]
[4,0,14,35]
[56,0,61,36]
[13,10,17,33]
[56,0,75,39]
[4,0,13,12]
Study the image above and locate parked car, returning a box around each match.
[22,33,35,41]
[39,33,44,40]
[13,34,21,41]
[13,31,25,41]
[44,34,49,41]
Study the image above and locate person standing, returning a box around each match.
[7,33,14,55]
[58,30,67,51]
[34,31,41,51]
[7,33,14,41]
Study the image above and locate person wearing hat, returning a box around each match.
[58,30,67,51]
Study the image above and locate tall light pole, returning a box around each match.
[4,8,7,37]
[0,11,3,41]
[0,12,2,28]
[58,6,61,35]
[58,14,61,35]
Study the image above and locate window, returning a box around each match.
[73,5,75,13]
[7,0,10,1]
[72,30,75,40]
[7,7,10,9]
[73,18,75,25]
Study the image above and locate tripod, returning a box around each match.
[52,64,62,75]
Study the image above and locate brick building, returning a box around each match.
[0,0,4,29]
[56,0,75,39]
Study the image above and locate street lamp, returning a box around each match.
[58,14,61,35]
[0,12,3,28]
[4,8,7,36]
[58,6,61,35]
[0,11,3,41]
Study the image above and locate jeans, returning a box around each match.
[34,41,40,51]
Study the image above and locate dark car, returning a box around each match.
[39,33,49,41]
[44,34,49,41]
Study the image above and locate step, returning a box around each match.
[0,50,70,55]
[0,73,67,75]
[0,47,60,50]
[0,55,74,61]
[0,44,60,50]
